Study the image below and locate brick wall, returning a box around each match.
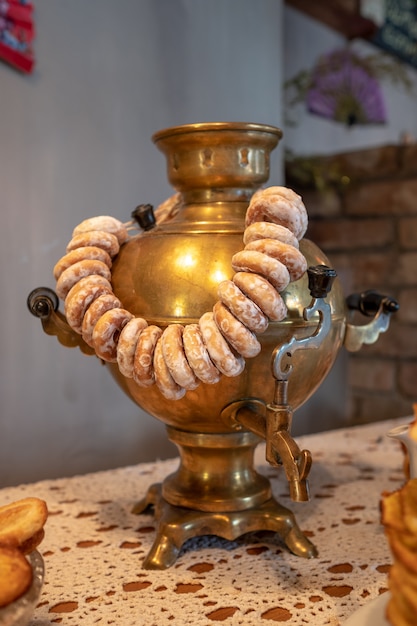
[286,144,417,426]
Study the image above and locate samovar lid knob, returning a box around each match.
[307,265,337,299]
[131,204,156,231]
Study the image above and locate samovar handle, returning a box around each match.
[344,290,399,352]
[27,287,94,355]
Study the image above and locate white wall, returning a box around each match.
[1,0,284,487]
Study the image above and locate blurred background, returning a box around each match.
[1,0,416,487]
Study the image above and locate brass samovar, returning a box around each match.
[28,122,398,569]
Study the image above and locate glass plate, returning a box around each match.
[344,593,389,625]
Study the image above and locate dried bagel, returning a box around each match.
[0,545,33,607]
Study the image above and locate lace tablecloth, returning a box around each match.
[0,418,408,626]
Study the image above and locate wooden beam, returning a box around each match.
[285,0,377,40]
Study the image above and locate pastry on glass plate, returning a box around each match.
[0,497,48,625]
[381,404,417,626]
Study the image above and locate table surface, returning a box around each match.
[1,417,409,626]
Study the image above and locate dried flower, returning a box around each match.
[284,46,412,128]
[306,49,386,126]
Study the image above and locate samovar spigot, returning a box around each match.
[221,265,337,502]
[265,265,337,502]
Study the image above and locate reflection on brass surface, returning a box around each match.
[110,237,346,433]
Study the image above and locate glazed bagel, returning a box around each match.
[244,238,307,282]
[67,230,120,258]
[161,324,199,390]
[53,246,112,281]
[81,292,123,348]
[246,186,308,240]
[72,215,129,245]
[243,222,299,248]
[217,279,269,334]
[133,325,163,387]
[232,272,287,321]
[56,259,112,300]
[231,250,290,292]
[213,301,261,359]
[182,323,221,385]
[92,307,134,362]
[153,338,186,401]
[65,275,113,333]
[198,312,245,378]
[116,316,148,378]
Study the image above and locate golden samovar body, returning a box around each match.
[109,122,346,432]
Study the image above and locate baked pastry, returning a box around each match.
[382,404,417,625]
[0,497,47,553]
[0,497,48,607]
[0,546,33,607]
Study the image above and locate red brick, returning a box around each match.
[397,289,417,324]
[348,357,395,392]
[400,144,417,178]
[350,392,413,423]
[359,322,417,359]
[399,217,417,249]
[307,218,393,251]
[344,179,417,217]
[394,253,417,287]
[350,252,396,291]
[398,362,417,398]
[338,145,401,180]
[318,252,355,295]
[302,189,342,218]
[330,251,416,292]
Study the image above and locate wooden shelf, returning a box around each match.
[285,0,377,40]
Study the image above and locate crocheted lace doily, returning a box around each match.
[1,418,406,626]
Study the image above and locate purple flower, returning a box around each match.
[306,49,386,126]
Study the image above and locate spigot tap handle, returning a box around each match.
[307,265,337,298]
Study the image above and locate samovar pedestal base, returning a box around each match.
[132,427,317,569]
[133,483,317,569]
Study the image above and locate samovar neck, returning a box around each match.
[152,121,282,204]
